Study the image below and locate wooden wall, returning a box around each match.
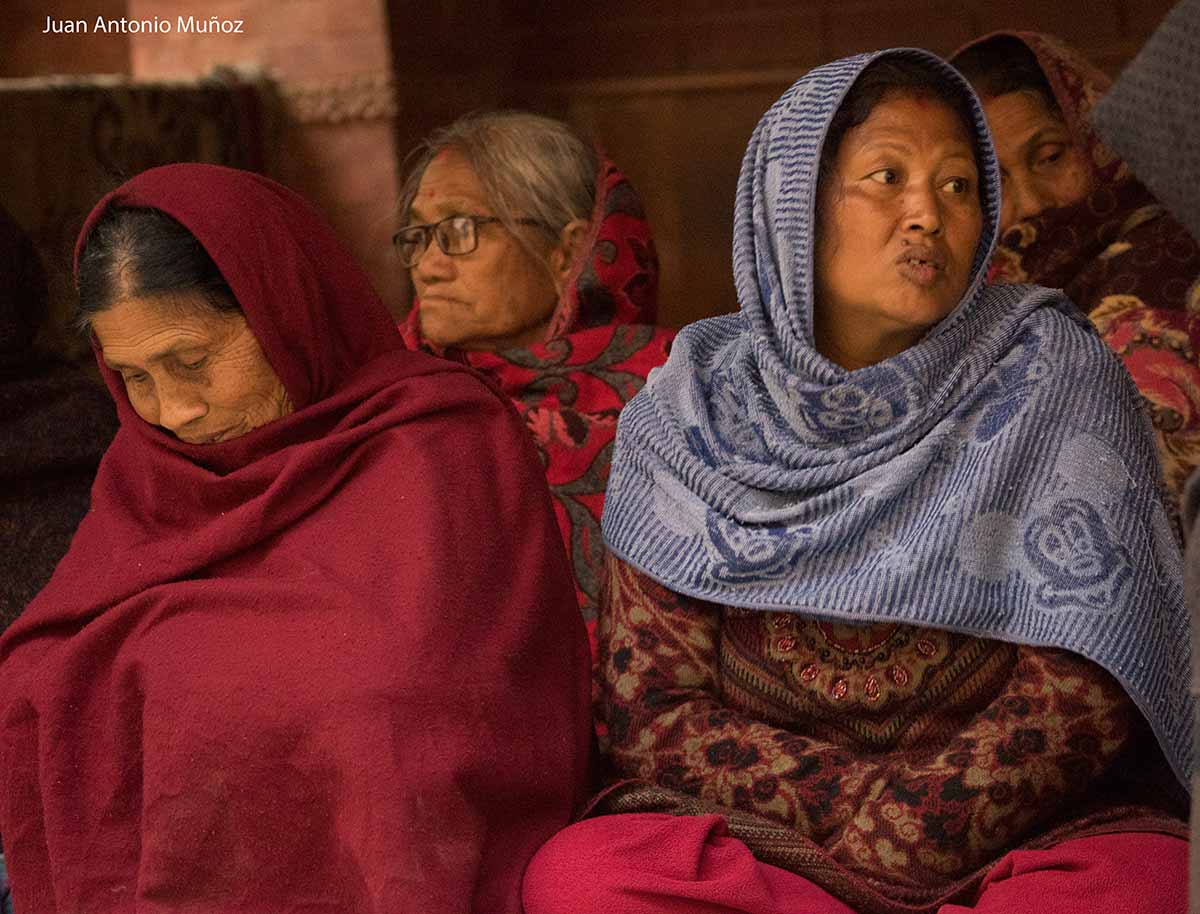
[389,0,1181,328]
[0,1,1181,327]
[1,0,407,312]
[0,0,130,77]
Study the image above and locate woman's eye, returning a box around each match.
[181,357,207,372]
[942,177,970,194]
[868,169,899,185]
[123,372,149,386]
[1035,145,1066,169]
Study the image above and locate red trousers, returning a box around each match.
[522,813,1186,914]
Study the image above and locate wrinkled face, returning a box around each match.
[814,93,983,369]
[92,294,293,444]
[407,148,561,351]
[982,90,1094,231]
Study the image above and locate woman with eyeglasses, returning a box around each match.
[522,48,1189,914]
[395,111,675,634]
[0,163,593,913]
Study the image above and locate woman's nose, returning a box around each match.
[411,237,455,285]
[903,186,942,235]
[155,379,208,433]
[1001,172,1046,230]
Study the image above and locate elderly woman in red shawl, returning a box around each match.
[0,163,593,914]
[396,111,675,628]
[951,32,1200,520]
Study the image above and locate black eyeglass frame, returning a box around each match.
[391,214,544,267]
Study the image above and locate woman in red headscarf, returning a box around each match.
[396,111,675,634]
[952,32,1200,522]
[0,163,593,914]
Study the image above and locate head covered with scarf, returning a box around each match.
[601,49,1191,787]
[950,30,1157,263]
[952,32,1121,217]
[399,112,674,621]
[952,31,1200,517]
[0,164,592,913]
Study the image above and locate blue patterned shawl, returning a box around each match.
[601,48,1192,787]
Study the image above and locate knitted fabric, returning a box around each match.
[1091,0,1200,243]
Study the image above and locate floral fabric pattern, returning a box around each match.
[969,32,1200,520]
[469,323,673,617]
[599,554,1183,905]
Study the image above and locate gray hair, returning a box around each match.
[397,110,598,271]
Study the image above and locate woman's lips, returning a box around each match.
[418,295,465,308]
[180,426,237,445]
[896,246,945,285]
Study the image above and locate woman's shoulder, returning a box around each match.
[330,347,537,479]
[361,345,516,411]
[1072,203,1200,312]
[986,280,1112,350]
[978,281,1147,417]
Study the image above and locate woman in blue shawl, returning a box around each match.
[522,48,1190,914]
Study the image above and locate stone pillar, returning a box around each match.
[126,0,406,313]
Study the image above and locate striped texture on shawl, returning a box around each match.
[601,48,1192,786]
[1091,1,1200,245]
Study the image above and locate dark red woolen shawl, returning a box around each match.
[0,164,592,914]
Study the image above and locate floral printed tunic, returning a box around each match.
[598,554,1185,908]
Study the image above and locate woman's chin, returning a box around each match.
[891,288,964,330]
[416,315,465,349]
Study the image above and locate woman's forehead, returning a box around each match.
[93,293,232,341]
[837,95,976,158]
[411,149,490,219]
[981,90,1063,143]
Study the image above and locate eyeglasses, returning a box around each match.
[392,214,543,267]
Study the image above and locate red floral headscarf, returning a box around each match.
[402,153,675,623]
[954,32,1200,522]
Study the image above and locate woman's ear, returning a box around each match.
[549,218,590,295]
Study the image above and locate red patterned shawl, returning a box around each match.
[402,156,675,624]
[0,164,593,913]
[956,32,1200,517]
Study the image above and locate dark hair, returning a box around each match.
[75,207,240,334]
[819,57,982,187]
[950,36,1058,112]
